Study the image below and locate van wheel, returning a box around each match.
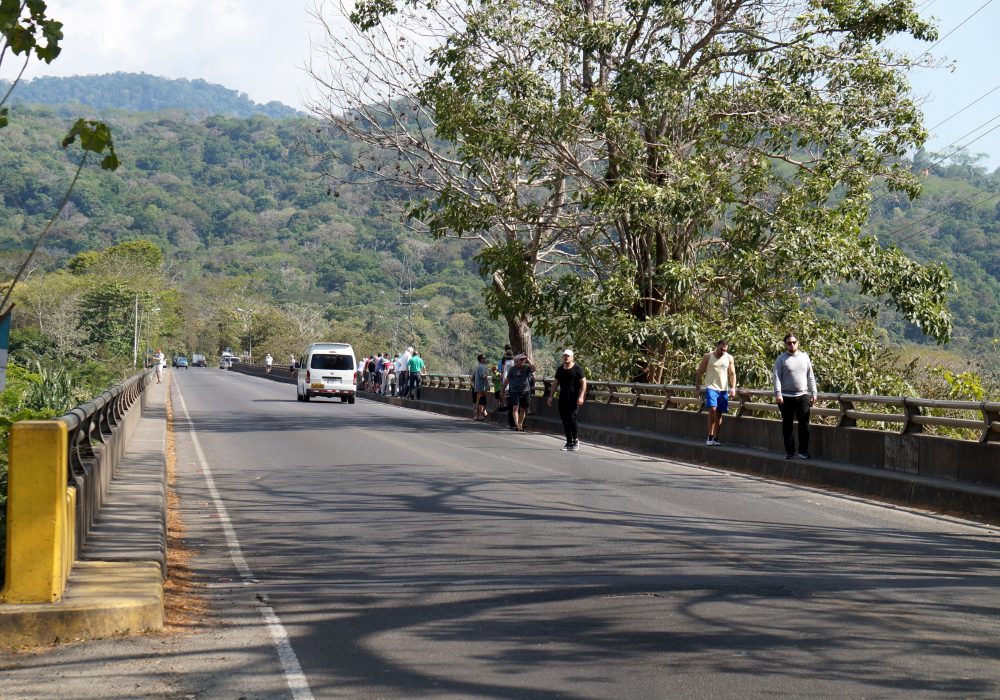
[340,396,348,403]
[303,392,311,402]
[348,396,355,404]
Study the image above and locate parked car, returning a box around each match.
[174,356,189,368]
[191,354,207,367]
[296,343,357,403]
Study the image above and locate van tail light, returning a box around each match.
[353,371,358,384]
[306,370,311,383]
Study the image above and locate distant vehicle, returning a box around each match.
[220,354,234,369]
[296,343,357,404]
[174,356,189,368]
[191,354,207,367]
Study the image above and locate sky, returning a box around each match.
[4,1,1000,170]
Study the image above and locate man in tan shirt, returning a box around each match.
[695,340,737,446]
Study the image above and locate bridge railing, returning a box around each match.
[2,369,154,603]
[61,370,154,553]
[422,375,1000,443]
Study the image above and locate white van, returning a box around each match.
[296,343,358,403]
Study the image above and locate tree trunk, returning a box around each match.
[507,315,533,359]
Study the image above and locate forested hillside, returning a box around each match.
[0,73,301,119]
[0,106,506,375]
[864,156,1000,349]
[0,93,997,386]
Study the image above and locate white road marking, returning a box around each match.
[174,382,315,700]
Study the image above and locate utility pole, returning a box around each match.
[132,294,139,369]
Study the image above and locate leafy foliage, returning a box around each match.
[339,0,960,385]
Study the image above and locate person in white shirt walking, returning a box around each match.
[153,348,165,384]
[695,340,737,446]
[773,333,817,459]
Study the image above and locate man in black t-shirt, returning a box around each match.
[547,349,587,451]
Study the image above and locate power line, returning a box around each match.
[922,0,994,55]
[866,111,1000,210]
[884,178,1000,244]
[926,81,1000,132]
[918,112,1000,169]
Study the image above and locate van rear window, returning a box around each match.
[310,354,354,370]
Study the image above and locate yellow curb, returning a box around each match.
[0,560,163,647]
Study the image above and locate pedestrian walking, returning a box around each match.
[472,354,491,420]
[502,353,533,431]
[154,348,165,384]
[289,353,296,374]
[773,333,817,459]
[264,353,273,373]
[695,340,736,445]
[547,349,587,450]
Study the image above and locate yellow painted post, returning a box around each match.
[2,420,71,603]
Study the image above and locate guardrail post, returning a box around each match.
[901,397,923,435]
[982,402,1000,443]
[836,395,856,428]
[2,421,73,603]
[662,387,674,411]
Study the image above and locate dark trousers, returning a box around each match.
[409,373,422,400]
[779,394,811,456]
[559,401,579,444]
[398,370,409,397]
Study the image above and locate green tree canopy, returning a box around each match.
[344,0,954,382]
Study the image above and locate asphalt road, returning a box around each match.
[3,368,1000,698]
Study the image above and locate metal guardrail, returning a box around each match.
[422,375,1000,443]
[58,369,154,554]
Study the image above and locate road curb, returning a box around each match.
[0,560,163,647]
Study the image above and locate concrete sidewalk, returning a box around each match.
[0,380,168,647]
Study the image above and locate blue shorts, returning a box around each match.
[704,388,729,413]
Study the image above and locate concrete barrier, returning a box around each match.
[1,371,164,645]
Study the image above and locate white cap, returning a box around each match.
[562,349,574,358]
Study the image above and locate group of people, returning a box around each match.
[362,347,426,399]
[696,333,817,460]
[472,346,536,431]
[468,332,815,459]
[473,345,588,452]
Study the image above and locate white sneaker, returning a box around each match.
[711,439,722,446]
[571,442,580,451]
[561,443,572,451]
[706,438,714,445]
